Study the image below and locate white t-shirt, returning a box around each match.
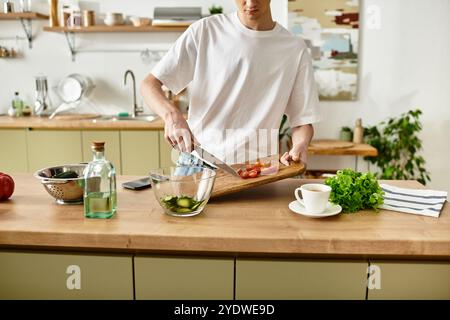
[152,12,321,164]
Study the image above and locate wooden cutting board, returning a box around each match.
[51,114,101,120]
[309,139,354,149]
[210,160,306,198]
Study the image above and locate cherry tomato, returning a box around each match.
[248,170,259,178]
[246,164,255,171]
[237,168,243,176]
[240,171,249,179]
[254,166,261,174]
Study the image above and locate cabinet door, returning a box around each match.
[121,131,159,175]
[0,251,133,300]
[135,256,234,300]
[82,131,121,174]
[236,259,368,300]
[159,131,177,168]
[367,261,450,300]
[27,130,82,172]
[0,129,28,173]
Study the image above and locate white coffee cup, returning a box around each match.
[295,183,331,214]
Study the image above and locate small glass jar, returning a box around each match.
[20,0,31,12]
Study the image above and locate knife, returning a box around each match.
[192,144,241,178]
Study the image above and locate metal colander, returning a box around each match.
[34,164,87,204]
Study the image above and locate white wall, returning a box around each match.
[1,0,449,193]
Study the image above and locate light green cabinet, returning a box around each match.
[120,131,159,175]
[159,131,176,168]
[0,251,133,299]
[367,260,450,300]
[82,131,122,174]
[27,130,83,173]
[236,259,368,300]
[0,129,28,173]
[134,256,234,300]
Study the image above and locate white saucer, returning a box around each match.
[288,201,342,218]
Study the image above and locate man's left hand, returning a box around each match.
[280,143,308,166]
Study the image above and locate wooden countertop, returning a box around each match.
[0,174,448,259]
[0,115,166,130]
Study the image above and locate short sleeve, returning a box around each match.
[151,25,198,95]
[284,48,322,127]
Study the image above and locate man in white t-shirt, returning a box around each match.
[141,0,321,166]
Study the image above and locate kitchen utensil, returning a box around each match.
[150,166,216,217]
[34,164,87,204]
[3,1,14,13]
[57,73,94,103]
[49,0,59,27]
[210,156,306,198]
[288,200,342,218]
[191,144,241,178]
[34,75,51,116]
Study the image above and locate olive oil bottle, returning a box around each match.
[84,141,117,219]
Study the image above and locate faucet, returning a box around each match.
[124,70,143,117]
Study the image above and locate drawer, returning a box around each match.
[368,260,450,300]
[0,251,133,300]
[236,259,368,300]
[135,256,234,300]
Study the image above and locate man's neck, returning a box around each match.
[237,11,275,31]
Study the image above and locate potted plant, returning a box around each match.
[364,109,430,185]
[209,5,223,15]
[339,126,353,142]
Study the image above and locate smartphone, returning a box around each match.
[122,177,152,190]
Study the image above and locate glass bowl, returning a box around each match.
[149,166,216,217]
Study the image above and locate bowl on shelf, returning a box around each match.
[150,166,216,217]
[34,164,87,205]
[104,12,124,26]
[129,16,152,27]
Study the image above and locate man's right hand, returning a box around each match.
[164,111,196,153]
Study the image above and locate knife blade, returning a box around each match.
[193,144,241,178]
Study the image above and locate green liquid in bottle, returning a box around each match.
[84,191,117,219]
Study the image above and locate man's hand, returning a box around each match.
[279,124,314,166]
[141,74,196,153]
[164,111,196,153]
[280,142,308,166]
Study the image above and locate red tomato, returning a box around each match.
[254,166,261,174]
[240,171,249,179]
[248,170,259,178]
[246,164,255,171]
[0,172,14,201]
[237,168,243,175]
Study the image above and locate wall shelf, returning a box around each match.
[43,25,187,61]
[0,12,49,48]
[43,25,188,33]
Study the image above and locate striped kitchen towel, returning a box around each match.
[380,184,448,218]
